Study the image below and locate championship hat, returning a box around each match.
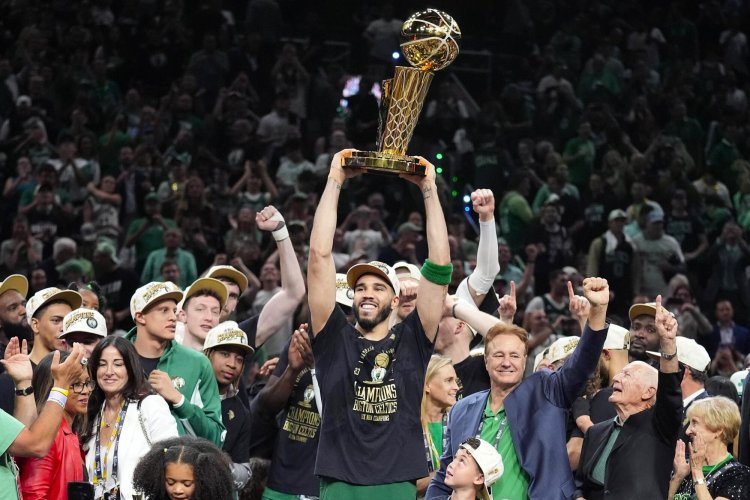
[130,281,183,319]
[0,274,28,298]
[646,336,710,372]
[60,308,107,339]
[205,265,249,294]
[203,321,254,355]
[26,287,82,319]
[346,261,400,296]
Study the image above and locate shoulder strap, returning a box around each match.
[137,400,152,447]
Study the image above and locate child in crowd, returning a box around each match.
[133,436,234,500]
[445,437,504,500]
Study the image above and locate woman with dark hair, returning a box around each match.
[68,280,107,311]
[17,351,93,499]
[133,435,234,500]
[83,336,178,500]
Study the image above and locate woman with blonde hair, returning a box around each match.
[416,354,459,496]
[669,396,750,499]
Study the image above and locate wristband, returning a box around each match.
[268,211,289,241]
[51,387,70,397]
[47,391,68,409]
[272,225,289,241]
[172,394,186,408]
[452,303,458,319]
[694,478,706,486]
[420,259,453,286]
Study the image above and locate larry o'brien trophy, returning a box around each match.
[344,9,461,175]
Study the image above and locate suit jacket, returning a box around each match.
[426,323,607,500]
[575,371,682,500]
[739,371,750,466]
[704,322,750,358]
[678,388,708,443]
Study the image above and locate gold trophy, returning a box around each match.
[344,9,461,175]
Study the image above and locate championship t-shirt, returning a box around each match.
[313,305,433,484]
[266,341,321,497]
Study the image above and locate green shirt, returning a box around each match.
[563,136,596,187]
[481,397,529,500]
[498,191,533,256]
[591,419,622,484]
[428,421,444,471]
[319,479,415,500]
[262,488,301,500]
[126,217,177,264]
[0,409,25,500]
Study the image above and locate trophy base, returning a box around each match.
[343,151,426,176]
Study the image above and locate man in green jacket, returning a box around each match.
[126,281,225,446]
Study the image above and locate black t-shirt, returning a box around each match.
[97,267,139,328]
[570,386,616,438]
[222,394,251,463]
[312,305,433,484]
[665,213,705,254]
[266,341,321,496]
[453,354,490,399]
[138,355,160,375]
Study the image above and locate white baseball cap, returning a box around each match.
[647,336,710,372]
[203,321,254,355]
[0,274,28,299]
[60,308,107,339]
[27,287,82,319]
[393,261,422,281]
[130,281,184,319]
[730,369,748,396]
[603,324,630,350]
[459,437,504,500]
[335,273,354,308]
[533,350,548,372]
[205,265,249,294]
[546,336,580,365]
[346,260,400,296]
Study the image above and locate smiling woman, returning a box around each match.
[16,351,89,500]
[81,336,179,500]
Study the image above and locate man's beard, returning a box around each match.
[354,303,393,332]
[628,346,648,362]
[2,321,34,344]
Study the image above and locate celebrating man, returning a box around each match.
[308,150,451,499]
[427,279,610,499]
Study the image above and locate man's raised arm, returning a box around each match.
[255,205,307,346]
[308,149,360,335]
[402,157,451,341]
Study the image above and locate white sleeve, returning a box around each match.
[467,219,500,295]
[144,395,180,443]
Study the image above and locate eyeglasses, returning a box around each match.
[71,380,96,394]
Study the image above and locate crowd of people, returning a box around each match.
[2,0,750,499]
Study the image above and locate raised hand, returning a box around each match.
[256,205,285,232]
[689,434,707,471]
[581,277,609,307]
[399,278,418,304]
[654,295,678,341]
[258,357,279,377]
[499,281,517,323]
[1,337,33,385]
[288,324,313,371]
[568,281,591,325]
[471,189,495,221]
[330,148,363,182]
[51,344,85,389]
[672,441,690,481]
[148,369,183,405]
[399,156,436,191]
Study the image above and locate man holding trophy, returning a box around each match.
[307,10,460,498]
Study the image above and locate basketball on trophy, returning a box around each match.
[400,9,461,72]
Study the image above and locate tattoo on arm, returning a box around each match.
[422,186,432,199]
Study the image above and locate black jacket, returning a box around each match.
[575,371,682,500]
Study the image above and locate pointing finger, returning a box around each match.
[510,281,516,299]
[568,280,575,301]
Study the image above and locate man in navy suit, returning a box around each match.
[706,300,750,358]
[426,278,610,500]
